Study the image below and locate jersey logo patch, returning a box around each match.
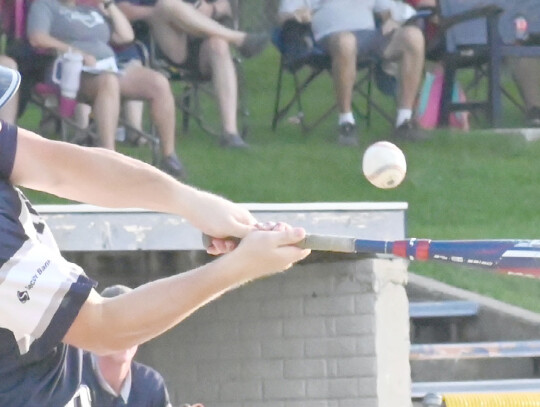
[17,290,30,303]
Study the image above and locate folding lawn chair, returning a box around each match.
[431,0,540,127]
[271,20,394,135]
[131,19,250,140]
[3,0,161,163]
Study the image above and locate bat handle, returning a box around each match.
[202,234,240,249]
[202,234,310,250]
[202,233,354,253]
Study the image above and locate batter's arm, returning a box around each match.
[63,228,310,354]
[11,127,255,240]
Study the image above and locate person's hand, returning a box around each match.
[205,221,292,255]
[293,7,312,24]
[187,192,257,254]
[226,224,311,278]
[381,18,400,35]
[82,53,97,67]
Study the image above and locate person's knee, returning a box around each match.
[205,37,231,59]
[154,72,173,97]
[329,32,357,57]
[397,26,425,56]
[155,0,181,15]
[143,70,173,100]
[0,55,18,70]
[98,73,120,95]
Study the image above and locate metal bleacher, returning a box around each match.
[409,300,540,404]
[409,300,479,343]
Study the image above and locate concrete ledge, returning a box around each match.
[36,202,408,252]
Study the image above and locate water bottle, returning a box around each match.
[515,15,529,43]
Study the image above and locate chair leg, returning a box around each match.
[366,66,372,129]
[487,14,503,128]
[488,50,502,128]
[234,56,249,139]
[272,60,285,131]
[293,72,307,133]
[181,87,191,134]
[440,66,456,127]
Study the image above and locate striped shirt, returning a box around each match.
[0,121,96,406]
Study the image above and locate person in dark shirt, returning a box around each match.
[83,285,172,407]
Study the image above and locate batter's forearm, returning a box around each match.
[12,128,200,217]
[64,252,252,354]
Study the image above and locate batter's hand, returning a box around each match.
[226,224,311,277]
[205,221,291,255]
[187,191,257,255]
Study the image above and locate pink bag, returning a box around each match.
[416,67,470,131]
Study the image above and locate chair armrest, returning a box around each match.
[439,4,503,31]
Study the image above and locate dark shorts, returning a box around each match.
[115,37,205,79]
[115,43,145,68]
[317,29,397,96]
[316,29,392,60]
[155,36,205,79]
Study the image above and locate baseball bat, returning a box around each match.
[203,234,540,278]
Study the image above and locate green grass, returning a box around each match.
[18,47,540,312]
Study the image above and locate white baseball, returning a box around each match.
[362,141,407,189]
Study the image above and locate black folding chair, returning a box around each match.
[271,21,394,135]
[433,0,540,127]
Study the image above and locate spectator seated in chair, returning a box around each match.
[278,0,428,145]
[406,0,540,128]
[509,41,540,127]
[116,0,270,149]
[27,0,186,179]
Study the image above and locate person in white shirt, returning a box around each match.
[278,0,427,144]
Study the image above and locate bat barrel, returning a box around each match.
[353,239,393,255]
[397,239,540,278]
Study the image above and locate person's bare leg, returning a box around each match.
[120,61,145,134]
[325,32,359,146]
[511,57,540,110]
[123,100,144,132]
[151,0,245,46]
[72,103,93,142]
[78,73,121,150]
[199,37,238,135]
[0,56,20,124]
[73,103,91,128]
[149,19,190,64]
[149,0,268,60]
[383,25,425,110]
[118,65,176,157]
[384,25,428,140]
[326,32,358,115]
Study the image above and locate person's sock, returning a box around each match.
[339,112,355,125]
[396,109,412,127]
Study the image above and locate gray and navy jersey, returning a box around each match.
[0,121,96,406]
